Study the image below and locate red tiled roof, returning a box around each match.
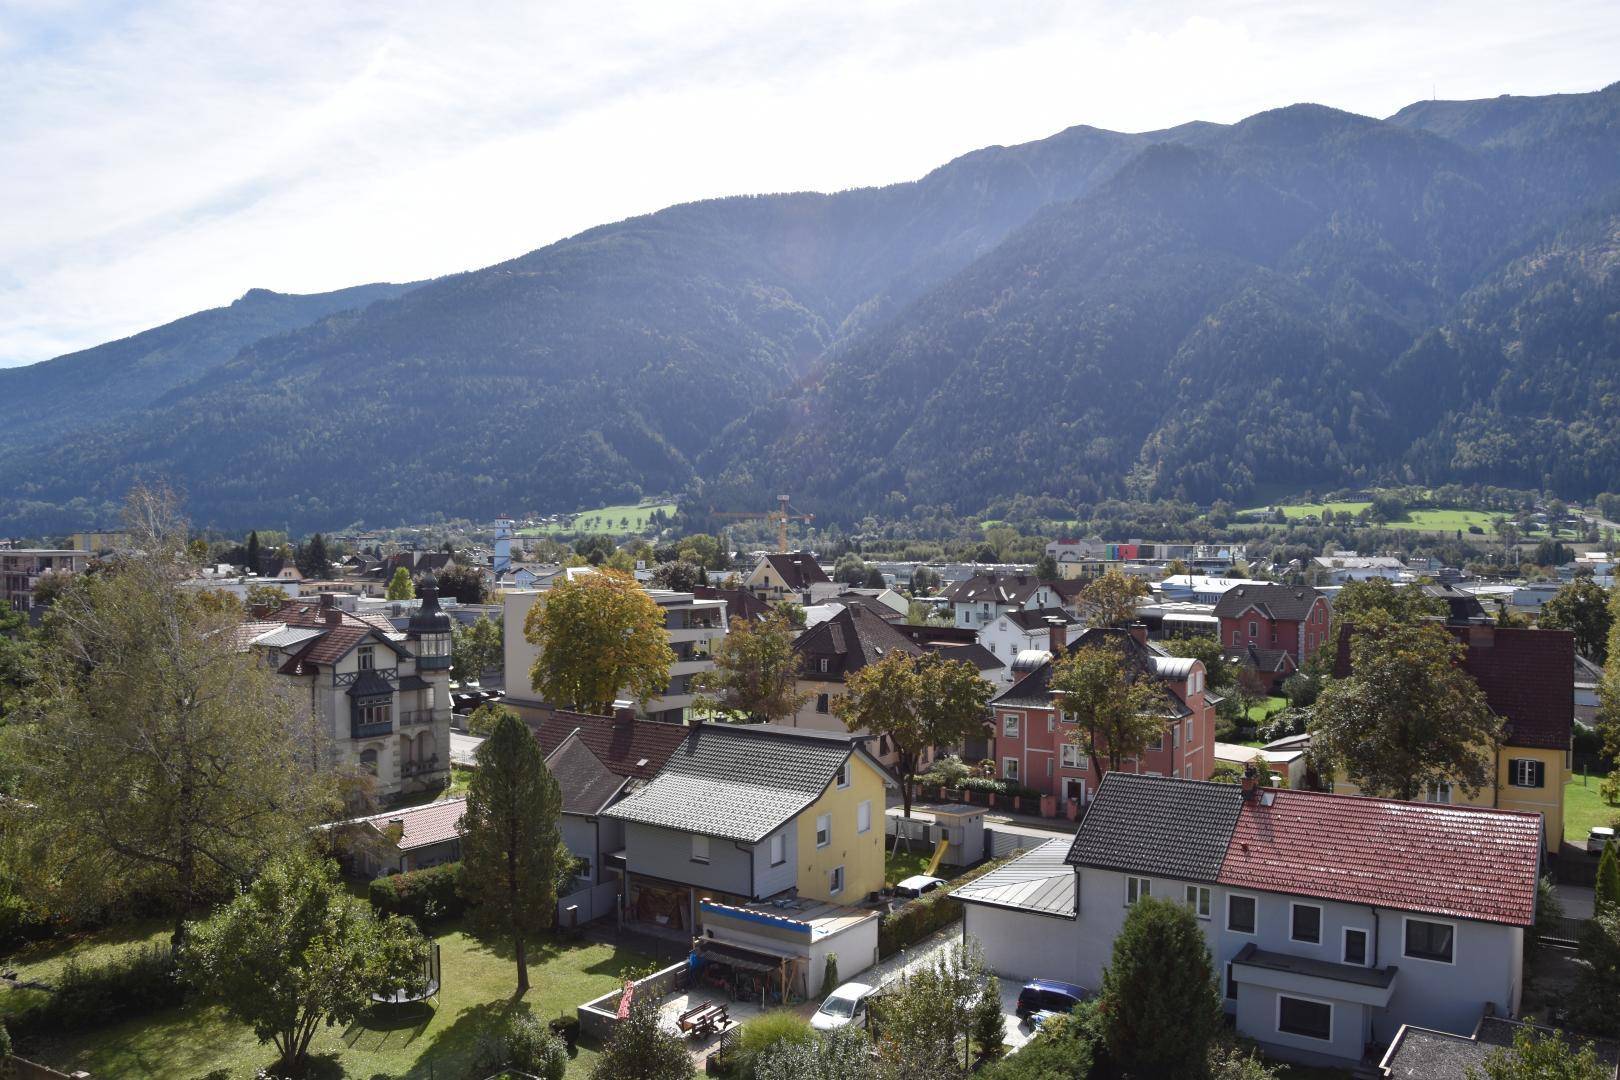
[1335,623,1574,750]
[530,712,692,781]
[278,625,379,673]
[1217,787,1542,926]
[356,797,466,851]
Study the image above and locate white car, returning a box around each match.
[892,875,947,900]
[1591,826,1614,854]
[811,981,875,1031]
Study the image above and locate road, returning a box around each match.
[449,730,484,766]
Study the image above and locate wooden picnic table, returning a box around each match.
[677,999,731,1039]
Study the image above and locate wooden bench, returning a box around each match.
[677,1000,731,1039]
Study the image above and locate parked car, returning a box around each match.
[892,875,947,899]
[1591,826,1614,854]
[811,981,876,1031]
[1015,979,1088,1023]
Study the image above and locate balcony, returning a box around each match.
[351,718,393,739]
[399,709,436,728]
[402,755,443,777]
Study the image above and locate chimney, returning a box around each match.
[1128,622,1148,646]
[1468,623,1495,649]
[324,608,342,626]
[249,603,273,620]
[612,699,636,726]
[1046,616,1068,655]
[1241,763,1259,800]
[319,593,334,610]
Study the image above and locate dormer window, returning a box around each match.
[819,658,830,673]
[358,645,375,671]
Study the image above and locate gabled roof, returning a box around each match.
[929,642,1005,673]
[1064,774,1543,927]
[1212,583,1323,622]
[529,711,692,782]
[545,733,631,817]
[953,837,1075,918]
[1000,607,1082,632]
[943,573,1046,606]
[759,552,830,590]
[1220,787,1542,926]
[1220,644,1296,674]
[793,604,925,682]
[1334,623,1573,750]
[694,586,772,623]
[991,627,1187,711]
[1065,773,1243,882]
[347,797,466,851]
[601,724,877,843]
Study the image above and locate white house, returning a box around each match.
[957,773,1542,1069]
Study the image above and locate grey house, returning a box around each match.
[959,773,1543,1069]
[545,732,631,888]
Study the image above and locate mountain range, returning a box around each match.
[4,82,1619,535]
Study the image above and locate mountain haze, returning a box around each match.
[4,83,1619,533]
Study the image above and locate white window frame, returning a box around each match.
[1342,926,1370,967]
[1061,744,1084,769]
[1426,780,1453,804]
[357,644,375,670]
[857,800,872,834]
[1184,718,1193,745]
[1003,714,1020,738]
[828,865,844,895]
[815,813,831,848]
[1510,758,1545,788]
[1185,885,1211,919]
[1226,892,1257,935]
[1402,916,1457,965]
[1003,757,1020,781]
[1147,730,1165,752]
[836,760,851,789]
[769,832,786,866]
[691,834,710,864]
[1249,620,1258,639]
[818,658,830,673]
[1125,876,1151,906]
[1275,993,1334,1042]
[1290,901,1323,945]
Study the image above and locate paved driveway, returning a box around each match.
[449,730,484,766]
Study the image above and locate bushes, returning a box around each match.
[877,856,1013,958]
[367,861,466,925]
[8,943,183,1039]
[981,1008,1097,1079]
[504,1012,568,1079]
[736,1010,814,1079]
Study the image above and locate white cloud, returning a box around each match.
[1,0,1616,364]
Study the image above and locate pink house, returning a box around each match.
[986,625,1216,809]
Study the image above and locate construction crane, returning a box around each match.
[712,494,815,553]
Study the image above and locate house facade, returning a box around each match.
[745,552,836,604]
[602,724,890,933]
[942,573,1061,630]
[958,774,1541,1069]
[977,608,1082,673]
[987,626,1217,807]
[1331,622,1574,853]
[1213,584,1331,667]
[1,548,89,611]
[788,603,926,748]
[248,585,453,802]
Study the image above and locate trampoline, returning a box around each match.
[371,940,442,1005]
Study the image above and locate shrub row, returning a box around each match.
[877,855,1014,958]
[368,861,467,925]
[8,942,183,1040]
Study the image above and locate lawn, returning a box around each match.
[0,917,171,1018]
[14,920,648,1079]
[1245,695,1288,725]
[885,843,961,886]
[517,501,676,538]
[1234,501,1524,536]
[1565,770,1616,844]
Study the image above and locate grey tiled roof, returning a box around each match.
[954,837,1075,917]
[545,733,630,816]
[601,723,859,843]
[1212,583,1323,622]
[1064,773,1242,882]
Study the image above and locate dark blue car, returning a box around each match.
[1014,978,1088,1022]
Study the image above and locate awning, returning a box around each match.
[1230,943,1397,1008]
[697,939,788,973]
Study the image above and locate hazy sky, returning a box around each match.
[2,1,1616,367]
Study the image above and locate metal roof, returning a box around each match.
[251,626,324,648]
[954,838,1075,918]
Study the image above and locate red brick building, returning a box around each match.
[986,625,1216,809]
[1213,583,1329,690]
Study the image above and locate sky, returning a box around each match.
[2,1,1617,367]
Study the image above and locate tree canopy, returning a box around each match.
[1075,569,1149,628]
[1097,897,1222,1077]
[1049,640,1167,779]
[385,566,416,601]
[451,613,503,685]
[523,569,674,714]
[693,610,807,722]
[1539,577,1612,663]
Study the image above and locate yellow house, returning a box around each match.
[1328,623,1573,854]
[797,745,889,903]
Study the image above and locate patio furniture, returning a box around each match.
[678,1000,731,1039]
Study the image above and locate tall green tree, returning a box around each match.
[1309,620,1500,800]
[1049,641,1167,781]
[837,651,993,818]
[1539,578,1613,662]
[1097,897,1222,1077]
[437,562,488,604]
[245,529,261,574]
[451,613,504,685]
[296,532,329,579]
[14,486,335,946]
[524,569,674,715]
[461,711,564,994]
[1330,578,1444,627]
[385,565,416,600]
[1032,553,1060,581]
[1160,635,1233,689]
[1597,843,1620,913]
[870,939,988,1077]
[182,850,425,1075]
[1076,569,1148,628]
[693,610,807,722]
[1599,584,1620,800]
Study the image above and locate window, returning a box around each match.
[1225,962,1238,1000]
[816,693,830,714]
[1185,885,1211,918]
[1184,718,1193,745]
[1147,730,1164,752]
[1227,894,1256,934]
[1425,781,1453,804]
[1343,927,1369,966]
[1003,757,1020,781]
[691,835,710,864]
[1404,918,1455,964]
[1061,744,1084,769]
[828,865,844,895]
[1171,725,1180,749]
[818,658,830,673]
[1126,876,1151,905]
[358,645,374,670]
[857,800,872,834]
[815,813,831,848]
[1248,621,1258,639]
[1291,903,1322,944]
[1277,996,1332,1041]
[1510,759,1546,788]
[1232,630,1241,645]
[769,832,786,866]
[1003,714,1020,738]
[837,761,851,788]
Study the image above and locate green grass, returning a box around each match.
[0,918,172,1019]
[517,501,676,538]
[885,845,959,885]
[1233,501,1539,537]
[1565,770,1617,844]
[1245,696,1288,725]
[15,919,649,1079]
